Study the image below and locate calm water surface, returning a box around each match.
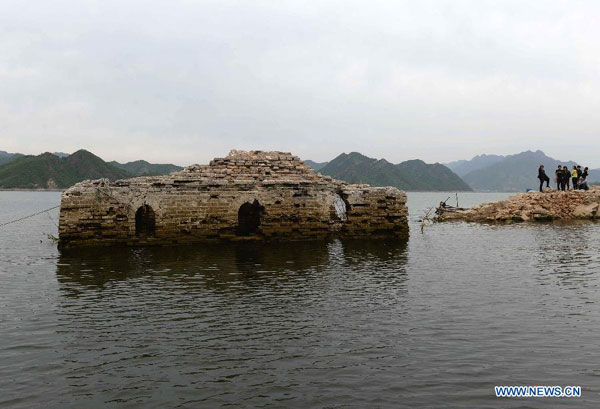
[1,191,600,408]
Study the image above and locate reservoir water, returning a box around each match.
[1,191,600,408]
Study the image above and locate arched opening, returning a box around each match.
[237,200,263,236]
[135,205,156,237]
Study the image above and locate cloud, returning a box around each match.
[1,0,600,166]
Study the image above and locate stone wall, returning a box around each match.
[58,150,409,248]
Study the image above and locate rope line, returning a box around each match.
[46,211,59,228]
[0,205,60,228]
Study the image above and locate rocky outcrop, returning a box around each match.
[437,187,600,223]
[58,150,409,248]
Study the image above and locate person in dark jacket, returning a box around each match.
[555,165,563,190]
[577,168,589,190]
[563,166,571,190]
[538,165,550,192]
[559,165,568,191]
[577,167,590,190]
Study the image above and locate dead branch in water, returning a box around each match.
[420,206,435,233]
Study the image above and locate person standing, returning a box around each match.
[564,166,571,190]
[571,165,579,190]
[555,165,563,190]
[538,165,550,192]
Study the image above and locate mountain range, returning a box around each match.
[2,147,598,192]
[446,150,600,192]
[0,150,183,189]
[1,148,469,191]
[307,152,472,191]
[446,154,505,177]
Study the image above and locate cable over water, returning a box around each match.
[0,204,60,228]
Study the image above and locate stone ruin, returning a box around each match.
[437,187,600,223]
[58,150,409,248]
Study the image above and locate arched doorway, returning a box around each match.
[135,205,156,237]
[236,200,263,236]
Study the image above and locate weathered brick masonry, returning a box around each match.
[58,150,409,248]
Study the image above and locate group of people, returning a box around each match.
[537,164,590,192]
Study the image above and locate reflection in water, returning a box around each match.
[56,239,408,292]
[56,241,330,292]
[51,239,409,409]
[56,239,408,293]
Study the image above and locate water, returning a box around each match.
[1,191,600,408]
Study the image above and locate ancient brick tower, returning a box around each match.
[58,150,409,248]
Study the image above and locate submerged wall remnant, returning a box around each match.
[437,187,600,223]
[58,150,409,248]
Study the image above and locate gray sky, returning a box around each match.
[2,0,600,166]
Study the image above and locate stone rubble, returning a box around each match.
[59,150,409,248]
[437,186,600,223]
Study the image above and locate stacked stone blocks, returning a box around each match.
[58,150,409,248]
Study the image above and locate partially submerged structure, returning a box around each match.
[437,188,600,223]
[58,150,409,248]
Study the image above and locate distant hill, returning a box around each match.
[0,151,24,167]
[0,150,68,167]
[109,160,182,176]
[462,150,579,192]
[0,150,130,189]
[396,160,473,191]
[0,149,185,189]
[318,152,472,191]
[446,154,505,177]
[304,160,328,172]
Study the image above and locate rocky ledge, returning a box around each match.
[437,187,600,223]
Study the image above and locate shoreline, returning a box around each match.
[437,188,600,223]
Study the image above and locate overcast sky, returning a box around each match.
[2,0,600,166]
